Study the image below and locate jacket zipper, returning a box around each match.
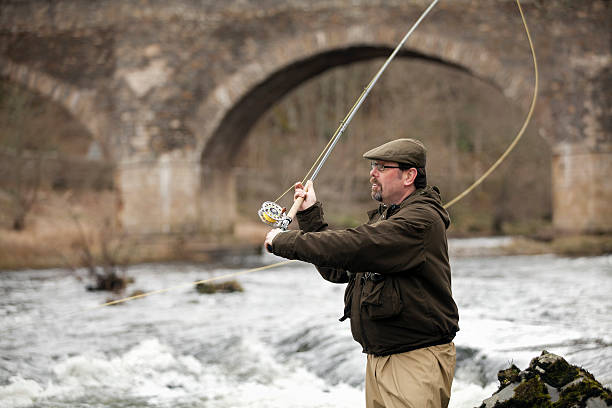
[357,274,372,353]
[357,211,387,354]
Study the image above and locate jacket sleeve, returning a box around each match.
[272,213,429,274]
[292,202,350,283]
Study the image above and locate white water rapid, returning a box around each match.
[1,242,610,407]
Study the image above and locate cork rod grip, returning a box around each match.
[285,195,305,222]
[286,180,310,223]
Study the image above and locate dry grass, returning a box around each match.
[500,236,553,256]
[0,190,179,270]
[0,190,269,271]
[551,235,612,257]
[0,190,113,270]
[2,187,608,272]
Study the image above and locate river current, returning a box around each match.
[1,240,611,407]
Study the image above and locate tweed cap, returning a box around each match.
[363,138,427,168]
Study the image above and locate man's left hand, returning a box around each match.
[264,228,283,252]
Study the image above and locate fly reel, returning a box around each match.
[258,183,308,231]
[258,201,291,230]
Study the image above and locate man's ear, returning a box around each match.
[404,168,417,186]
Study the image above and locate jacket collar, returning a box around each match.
[367,187,429,219]
[398,187,428,208]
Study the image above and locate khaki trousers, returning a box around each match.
[365,342,456,408]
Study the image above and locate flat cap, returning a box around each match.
[362,138,427,168]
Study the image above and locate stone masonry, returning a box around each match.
[0,0,610,234]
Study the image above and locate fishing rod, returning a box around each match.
[258,0,440,231]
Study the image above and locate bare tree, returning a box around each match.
[58,192,133,293]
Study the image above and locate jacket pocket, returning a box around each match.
[360,276,403,320]
[339,275,355,321]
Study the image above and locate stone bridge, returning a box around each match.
[1,0,610,235]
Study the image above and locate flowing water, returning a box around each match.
[1,240,611,407]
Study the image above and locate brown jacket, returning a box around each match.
[271,186,459,356]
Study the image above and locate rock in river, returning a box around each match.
[480,351,612,407]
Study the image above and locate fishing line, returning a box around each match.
[87,260,297,309]
[6,260,297,331]
[443,0,538,209]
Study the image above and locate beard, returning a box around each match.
[370,177,383,202]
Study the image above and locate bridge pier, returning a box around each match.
[117,155,200,234]
[199,166,237,234]
[552,144,612,234]
[116,155,237,235]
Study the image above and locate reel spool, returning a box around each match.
[258,201,291,230]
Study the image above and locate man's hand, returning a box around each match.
[264,181,315,252]
[294,180,316,211]
[264,228,283,252]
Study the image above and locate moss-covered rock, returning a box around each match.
[556,375,612,408]
[195,279,244,294]
[529,351,579,389]
[480,351,612,408]
[498,365,522,388]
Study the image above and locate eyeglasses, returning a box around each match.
[370,161,404,172]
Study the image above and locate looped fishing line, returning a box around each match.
[443,0,537,208]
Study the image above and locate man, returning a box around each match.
[264,138,459,408]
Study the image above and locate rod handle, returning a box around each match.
[286,195,305,221]
[286,181,310,221]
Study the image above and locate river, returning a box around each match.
[1,239,611,407]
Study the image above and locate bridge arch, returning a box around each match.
[193,26,535,231]
[196,26,535,167]
[0,57,112,159]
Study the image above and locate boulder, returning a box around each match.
[480,351,612,407]
[195,279,244,294]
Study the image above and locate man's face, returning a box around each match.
[369,160,407,204]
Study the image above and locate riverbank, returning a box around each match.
[1,189,609,271]
[447,234,612,258]
[0,217,267,271]
[1,218,610,271]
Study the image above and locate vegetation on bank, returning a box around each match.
[551,235,612,257]
[1,199,608,272]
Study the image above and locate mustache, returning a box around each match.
[370,177,378,184]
